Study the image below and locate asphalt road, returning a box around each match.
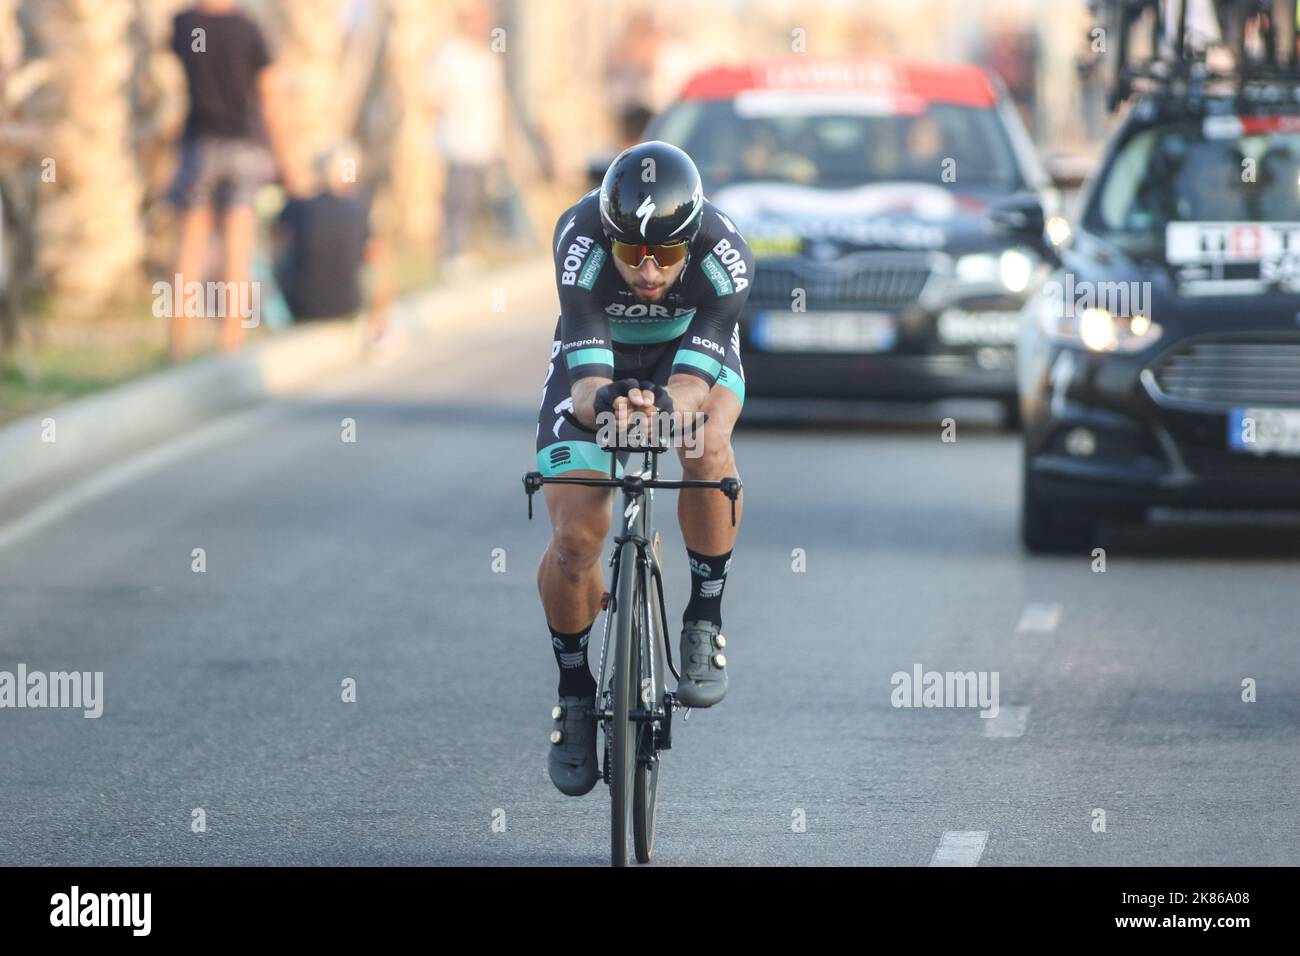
[2,293,1299,866]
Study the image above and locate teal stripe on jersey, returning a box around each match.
[672,349,723,379]
[610,311,694,344]
[717,365,746,404]
[565,347,614,370]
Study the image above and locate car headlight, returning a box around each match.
[1039,301,1163,353]
[999,249,1034,293]
[954,250,1035,293]
[1045,215,1072,248]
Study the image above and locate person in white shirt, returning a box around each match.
[428,1,505,272]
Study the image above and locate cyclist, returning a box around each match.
[536,141,754,796]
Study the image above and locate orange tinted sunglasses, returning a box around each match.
[610,239,690,269]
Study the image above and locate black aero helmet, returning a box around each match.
[599,141,704,246]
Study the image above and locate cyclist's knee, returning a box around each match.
[680,417,734,477]
[547,491,610,573]
[550,524,606,575]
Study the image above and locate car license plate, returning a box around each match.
[936,308,1020,346]
[751,312,896,353]
[1227,407,1300,456]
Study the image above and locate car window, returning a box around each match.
[652,98,1025,193]
[1089,119,1300,254]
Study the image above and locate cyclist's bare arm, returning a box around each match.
[571,374,708,433]
[570,376,613,431]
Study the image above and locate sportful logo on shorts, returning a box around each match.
[550,446,571,467]
[700,254,734,297]
[577,246,606,290]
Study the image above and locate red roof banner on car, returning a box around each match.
[678,56,999,109]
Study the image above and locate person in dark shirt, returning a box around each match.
[274,143,392,339]
[166,0,296,361]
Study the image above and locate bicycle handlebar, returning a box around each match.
[560,406,708,453]
[524,405,738,524]
[522,469,741,525]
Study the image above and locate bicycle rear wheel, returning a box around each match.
[633,533,667,863]
[609,537,639,867]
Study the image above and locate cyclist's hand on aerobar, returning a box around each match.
[592,378,675,431]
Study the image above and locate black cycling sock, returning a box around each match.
[550,623,597,698]
[683,549,732,629]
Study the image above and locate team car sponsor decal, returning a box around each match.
[712,182,951,250]
[559,234,596,286]
[1167,222,1300,292]
[1203,114,1300,139]
[1166,222,1300,264]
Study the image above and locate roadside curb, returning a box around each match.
[0,259,553,507]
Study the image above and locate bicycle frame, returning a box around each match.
[591,451,672,733]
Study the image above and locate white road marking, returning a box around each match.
[982,705,1030,738]
[0,403,283,553]
[929,830,988,866]
[1017,603,1062,633]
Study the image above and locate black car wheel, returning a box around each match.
[1021,460,1096,554]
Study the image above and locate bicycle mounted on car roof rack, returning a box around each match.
[1090,0,1300,109]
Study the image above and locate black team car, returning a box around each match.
[647,56,1059,424]
[1005,0,1300,551]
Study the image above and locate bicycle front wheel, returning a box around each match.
[609,537,640,867]
[633,533,667,863]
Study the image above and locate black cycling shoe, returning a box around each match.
[676,620,728,707]
[548,694,599,796]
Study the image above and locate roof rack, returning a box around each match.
[1090,0,1300,109]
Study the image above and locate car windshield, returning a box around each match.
[651,96,1024,193]
[1087,118,1300,256]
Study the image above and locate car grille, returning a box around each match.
[1149,337,1300,408]
[750,255,933,309]
[1179,446,1300,480]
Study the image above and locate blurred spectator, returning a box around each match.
[273,143,392,343]
[606,15,690,123]
[980,27,1039,133]
[606,12,658,120]
[647,22,694,111]
[427,0,505,277]
[619,104,654,150]
[0,34,45,351]
[167,0,296,362]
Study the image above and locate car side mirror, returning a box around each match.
[988,193,1055,260]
